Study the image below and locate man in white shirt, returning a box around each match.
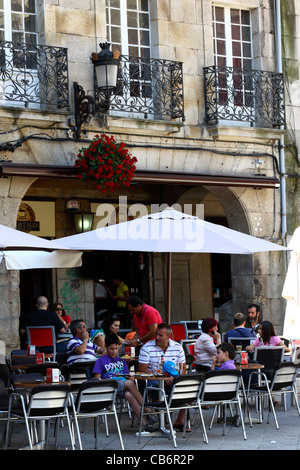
[138,323,186,375]
[138,323,188,431]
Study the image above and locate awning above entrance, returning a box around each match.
[0,162,280,189]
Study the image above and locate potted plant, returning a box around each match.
[75,134,137,193]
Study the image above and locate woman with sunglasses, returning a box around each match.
[52,302,71,331]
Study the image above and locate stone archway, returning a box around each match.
[165,184,286,332]
[152,184,275,328]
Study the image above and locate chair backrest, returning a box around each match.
[11,355,37,367]
[26,326,56,356]
[279,336,290,348]
[11,349,28,356]
[228,337,255,350]
[290,339,300,363]
[253,346,285,371]
[180,321,202,337]
[180,339,196,356]
[0,340,5,364]
[201,370,242,402]
[61,362,96,390]
[28,383,71,417]
[168,373,204,407]
[271,362,299,391]
[291,338,300,347]
[170,323,188,342]
[75,379,118,413]
[188,344,195,357]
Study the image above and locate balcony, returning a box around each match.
[0,41,69,111]
[95,54,185,121]
[203,65,285,128]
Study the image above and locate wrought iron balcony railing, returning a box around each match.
[203,65,285,128]
[0,41,69,111]
[95,55,185,121]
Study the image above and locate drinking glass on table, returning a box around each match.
[151,360,161,375]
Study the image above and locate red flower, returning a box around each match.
[74,134,137,193]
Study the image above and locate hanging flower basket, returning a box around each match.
[75,134,137,193]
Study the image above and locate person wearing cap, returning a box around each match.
[138,322,188,431]
[194,317,222,372]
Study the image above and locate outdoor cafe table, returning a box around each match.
[128,372,174,437]
[235,363,265,424]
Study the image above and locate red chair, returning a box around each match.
[26,326,56,360]
[170,322,188,342]
[188,343,195,357]
[187,343,196,372]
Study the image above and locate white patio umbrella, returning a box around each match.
[0,223,82,269]
[282,227,300,339]
[0,223,69,251]
[1,250,82,270]
[54,208,290,322]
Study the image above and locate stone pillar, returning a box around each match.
[0,176,36,353]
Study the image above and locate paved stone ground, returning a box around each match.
[2,399,300,455]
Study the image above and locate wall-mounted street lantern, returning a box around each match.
[73,210,94,233]
[66,200,94,233]
[73,42,120,140]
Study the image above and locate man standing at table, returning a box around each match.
[126,296,162,347]
[138,322,188,431]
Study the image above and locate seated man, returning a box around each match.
[224,312,257,343]
[138,322,188,431]
[67,319,104,364]
[20,296,66,353]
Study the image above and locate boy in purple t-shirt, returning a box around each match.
[212,343,236,370]
[93,333,158,432]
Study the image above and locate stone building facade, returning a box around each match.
[0,0,299,351]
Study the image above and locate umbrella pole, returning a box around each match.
[166,252,171,324]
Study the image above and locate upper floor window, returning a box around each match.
[0,0,37,44]
[204,5,285,128]
[212,5,252,71]
[106,0,150,58]
[212,5,253,114]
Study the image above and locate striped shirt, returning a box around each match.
[138,338,186,371]
[67,337,97,364]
